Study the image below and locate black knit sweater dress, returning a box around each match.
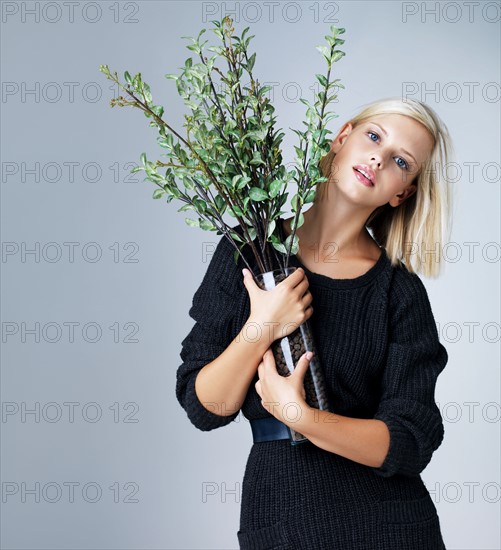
[176,220,449,550]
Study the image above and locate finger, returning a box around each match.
[290,278,310,301]
[261,348,273,363]
[261,349,278,376]
[301,290,313,307]
[242,269,264,296]
[279,267,306,289]
[293,351,314,379]
[302,304,314,319]
[257,360,264,377]
[258,349,273,370]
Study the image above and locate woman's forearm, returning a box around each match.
[290,405,391,468]
[194,317,274,417]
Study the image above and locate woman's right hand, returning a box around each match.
[242,267,314,345]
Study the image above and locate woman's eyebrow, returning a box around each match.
[367,121,417,164]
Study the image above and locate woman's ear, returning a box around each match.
[389,183,417,207]
[330,122,353,153]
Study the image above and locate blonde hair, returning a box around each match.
[316,97,455,278]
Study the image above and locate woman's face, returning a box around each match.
[329,113,435,209]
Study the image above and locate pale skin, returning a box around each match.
[248,113,435,468]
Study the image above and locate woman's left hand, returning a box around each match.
[255,348,313,424]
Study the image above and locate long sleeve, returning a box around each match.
[370,270,448,478]
[175,230,243,431]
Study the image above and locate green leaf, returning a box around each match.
[248,187,268,201]
[200,219,214,231]
[146,172,163,184]
[330,26,345,37]
[169,187,182,199]
[151,105,164,118]
[267,220,276,239]
[269,179,282,198]
[207,45,224,55]
[294,146,305,160]
[185,100,199,110]
[185,217,200,228]
[233,248,240,264]
[315,73,328,87]
[133,73,142,89]
[304,188,317,204]
[246,52,256,73]
[231,174,242,189]
[228,204,243,218]
[228,175,243,190]
[249,152,265,166]
[290,213,304,231]
[142,83,152,103]
[124,71,132,85]
[213,194,224,212]
[193,197,207,213]
[285,233,299,255]
[237,175,251,190]
[332,50,345,62]
[152,189,165,199]
[157,134,173,148]
[248,226,257,241]
[291,193,303,211]
[229,230,245,243]
[272,241,287,254]
[315,45,330,59]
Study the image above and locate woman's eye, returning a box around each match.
[368,130,409,170]
[395,157,409,170]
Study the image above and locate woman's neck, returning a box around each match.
[283,203,379,261]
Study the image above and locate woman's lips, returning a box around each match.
[353,167,374,187]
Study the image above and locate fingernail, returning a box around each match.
[305,351,313,360]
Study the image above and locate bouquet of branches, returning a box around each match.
[100,15,345,276]
[100,16,346,444]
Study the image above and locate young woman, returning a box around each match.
[176,97,454,549]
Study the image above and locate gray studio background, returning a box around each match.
[1,1,499,549]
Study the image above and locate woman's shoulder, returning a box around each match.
[387,259,436,320]
[192,224,241,295]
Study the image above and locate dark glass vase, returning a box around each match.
[254,266,331,445]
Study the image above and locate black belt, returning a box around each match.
[250,416,293,443]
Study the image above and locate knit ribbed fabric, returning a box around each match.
[176,220,448,550]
